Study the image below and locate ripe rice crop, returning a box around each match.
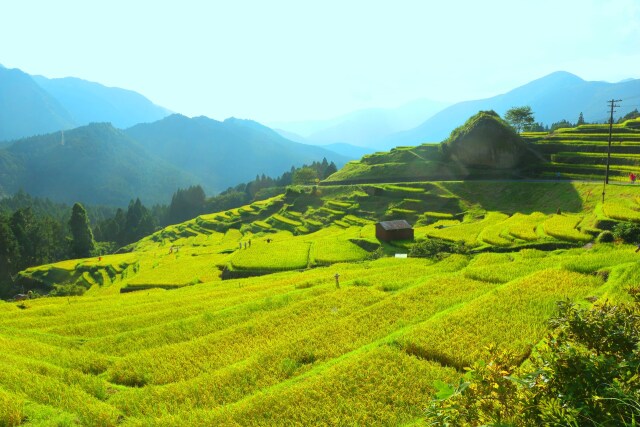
[602,200,640,222]
[506,212,547,241]
[424,212,507,246]
[397,269,601,369]
[384,184,425,193]
[311,235,370,264]
[229,239,310,271]
[542,214,592,242]
[477,212,511,246]
[424,211,454,219]
[271,213,303,226]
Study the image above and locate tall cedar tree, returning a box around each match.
[69,203,95,258]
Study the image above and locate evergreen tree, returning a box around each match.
[69,203,95,258]
[9,208,36,270]
[325,161,338,177]
[577,112,585,126]
[166,185,206,225]
[0,215,19,283]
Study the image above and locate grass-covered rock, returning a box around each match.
[442,110,531,169]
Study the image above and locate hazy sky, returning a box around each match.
[2,0,639,123]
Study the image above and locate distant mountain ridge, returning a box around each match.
[0,66,171,141]
[0,67,75,141]
[126,114,349,193]
[0,123,197,205]
[271,98,450,148]
[0,116,349,206]
[33,75,172,129]
[381,72,640,148]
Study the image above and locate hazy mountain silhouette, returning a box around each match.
[0,67,75,141]
[125,114,350,193]
[0,65,172,141]
[271,98,449,147]
[273,129,373,158]
[382,72,640,149]
[0,123,197,205]
[33,75,172,128]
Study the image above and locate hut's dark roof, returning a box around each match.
[377,220,412,231]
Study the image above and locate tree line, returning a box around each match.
[0,158,338,297]
[505,106,640,134]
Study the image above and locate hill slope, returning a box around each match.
[33,75,172,128]
[383,72,640,148]
[0,123,197,205]
[3,180,639,425]
[329,114,640,184]
[126,114,350,193]
[0,67,75,141]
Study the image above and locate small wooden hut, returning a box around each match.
[375,220,414,242]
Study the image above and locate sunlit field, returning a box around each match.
[4,181,640,425]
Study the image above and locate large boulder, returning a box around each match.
[441,110,528,169]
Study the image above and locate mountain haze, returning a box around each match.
[126,115,350,194]
[0,66,172,141]
[272,98,449,148]
[0,67,75,141]
[0,123,197,205]
[382,72,640,148]
[33,75,172,128]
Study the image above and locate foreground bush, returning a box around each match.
[613,221,640,243]
[596,230,614,243]
[427,290,640,426]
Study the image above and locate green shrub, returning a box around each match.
[596,230,614,243]
[409,238,467,259]
[613,221,640,243]
[426,294,640,427]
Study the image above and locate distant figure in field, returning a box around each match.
[334,273,340,288]
[248,239,251,247]
[630,172,636,184]
[266,238,272,243]
[169,246,173,254]
[98,256,102,262]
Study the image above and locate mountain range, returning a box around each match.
[379,72,640,148]
[0,66,170,141]
[273,72,640,150]
[272,98,449,149]
[0,116,348,206]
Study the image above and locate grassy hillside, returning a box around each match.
[2,181,640,424]
[524,118,640,180]
[328,117,640,184]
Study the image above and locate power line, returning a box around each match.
[602,98,622,203]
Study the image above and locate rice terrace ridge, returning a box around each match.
[0,1,639,425]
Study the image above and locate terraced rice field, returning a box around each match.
[2,242,638,425]
[5,180,640,425]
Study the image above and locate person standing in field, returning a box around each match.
[630,172,636,184]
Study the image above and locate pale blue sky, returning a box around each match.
[1,0,639,123]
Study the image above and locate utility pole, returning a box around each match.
[602,98,622,203]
